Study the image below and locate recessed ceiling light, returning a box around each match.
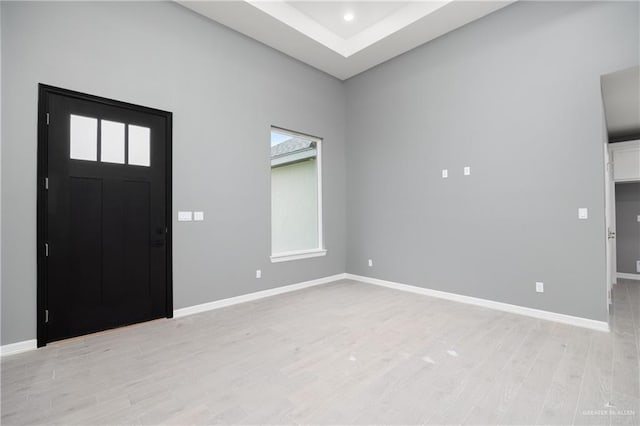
[343,13,354,22]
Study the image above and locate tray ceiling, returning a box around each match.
[178,1,515,80]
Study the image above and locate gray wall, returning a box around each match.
[0,2,3,347]
[616,182,640,274]
[2,1,637,345]
[345,1,639,321]
[1,1,346,345]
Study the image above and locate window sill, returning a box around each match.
[270,249,327,263]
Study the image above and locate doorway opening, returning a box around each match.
[605,140,640,295]
[37,85,173,347]
[615,181,640,281]
[602,66,640,316]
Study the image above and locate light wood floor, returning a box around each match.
[2,279,639,425]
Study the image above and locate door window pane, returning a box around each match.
[100,120,125,164]
[70,115,97,161]
[128,125,150,167]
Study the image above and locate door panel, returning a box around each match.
[39,86,172,344]
[122,180,152,308]
[69,177,103,307]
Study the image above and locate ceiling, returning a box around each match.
[287,2,409,40]
[177,1,516,80]
[602,66,640,143]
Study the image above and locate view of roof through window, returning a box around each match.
[270,130,317,167]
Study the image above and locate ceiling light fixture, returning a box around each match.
[343,13,354,22]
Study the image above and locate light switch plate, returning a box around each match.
[194,211,204,221]
[536,282,544,293]
[256,270,261,279]
[178,211,192,221]
[442,169,448,178]
[637,215,640,222]
[464,166,471,176]
[368,259,373,267]
[578,208,588,220]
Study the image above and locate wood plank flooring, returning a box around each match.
[2,279,639,425]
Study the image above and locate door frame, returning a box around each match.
[606,140,640,288]
[36,84,173,347]
[604,143,616,311]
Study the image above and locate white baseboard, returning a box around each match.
[616,272,640,281]
[174,273,347,318]
[1,274,347,356]
[2,271,610,356]
[345,273,610,333]
[0,339,37,357]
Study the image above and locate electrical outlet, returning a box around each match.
[442,169,448,178]
[368,259,373,267]
[578,208,588,219]
[536,282,544,293]
[637,261,640,273]
[256,269,261,279]
[463,166,471,176]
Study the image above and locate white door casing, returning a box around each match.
[604,144,616,309]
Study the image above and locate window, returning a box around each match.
[270,127,325,262]
[128,124,151,167]
[100,120,125,164]
[68,115,150,167]
[70,115,98,161]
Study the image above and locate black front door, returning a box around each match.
[38,85,172,344]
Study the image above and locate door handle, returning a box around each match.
[151,239,166,247]
[151,226,167,247]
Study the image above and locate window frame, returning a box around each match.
[270,126,326,263]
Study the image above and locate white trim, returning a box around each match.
[174,273,346,318]
[604,139,616,309]
[617,272,640,281]
[609,139,640,150]
[316,133,324,252]
[345,274,610,333]
[3,272,613,356]
[270,248,327,263]
[1,274,346,356]
[1,339,37,357]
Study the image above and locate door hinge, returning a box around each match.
[45,310,49,323]
[45,243,49,257]
[46,113,50,125]
[45,177,49,190]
